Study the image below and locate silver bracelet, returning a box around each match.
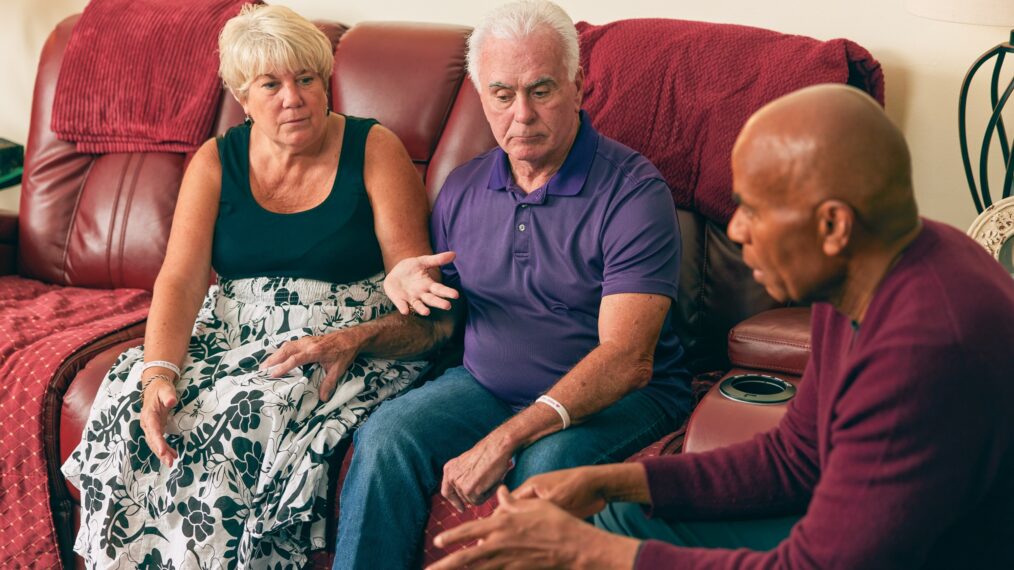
[142,360,181,378]
[536,395,571,430]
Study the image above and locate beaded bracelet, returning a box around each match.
[141,373,175,397]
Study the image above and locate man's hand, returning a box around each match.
[139,377,179,467]
[512,466,611,519]
[442,435,515,511]
[428,485,641,570]
[261,330,363,401]
[384,251,459,316]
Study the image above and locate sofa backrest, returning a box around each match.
[328,23,498,205]
[20,16,882,374]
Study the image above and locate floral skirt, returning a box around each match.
[62,274,424,569]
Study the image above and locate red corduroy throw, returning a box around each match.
[577,19,884,225]
[0,277,150,567]
[51,0,254,154]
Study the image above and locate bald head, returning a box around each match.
[733,84,918,244]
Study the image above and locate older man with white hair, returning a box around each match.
[332,2,691,567]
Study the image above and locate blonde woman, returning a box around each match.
[62,5,449,568]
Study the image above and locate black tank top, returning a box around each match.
[212,115,385,284]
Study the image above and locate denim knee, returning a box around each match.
[593,501,645,535]
[507,437,577,488]
[351,398,429,469]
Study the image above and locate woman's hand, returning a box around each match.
[384,251,459,316]
[260,330,365,401]
[139,376,179,467]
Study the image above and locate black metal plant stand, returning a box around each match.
[959,30,1014,214]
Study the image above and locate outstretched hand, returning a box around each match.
[260,330,362,401]
[384,251,459,316]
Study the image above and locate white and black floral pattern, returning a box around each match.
[62,273,423,569]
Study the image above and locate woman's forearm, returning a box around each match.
[141,273,210,370]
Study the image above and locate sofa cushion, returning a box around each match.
[728,307,811,376]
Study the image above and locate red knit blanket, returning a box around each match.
[578,19,884,225]
[0,276,150,567]
[50,0,254,154]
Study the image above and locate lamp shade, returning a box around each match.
[906,0,1014,26]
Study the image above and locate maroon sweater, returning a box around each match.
[637,220,1014,569]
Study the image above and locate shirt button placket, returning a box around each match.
[514,203,532,257]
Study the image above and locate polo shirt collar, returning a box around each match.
[487,110,599,199]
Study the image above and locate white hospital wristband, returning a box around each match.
[536,395,571,430]
[142,360,181,378]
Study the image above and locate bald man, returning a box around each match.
[427,84,1014,569]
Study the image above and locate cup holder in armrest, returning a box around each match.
[719,374,796,405]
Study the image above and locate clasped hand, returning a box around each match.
[442,435,515,511]
[428,478,629,570]
[384,251,460,316]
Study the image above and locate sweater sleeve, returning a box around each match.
[635,306,831,519]
[634,335,999,569]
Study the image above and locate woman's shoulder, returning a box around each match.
[185,138,224,183]
[217,122,252,147]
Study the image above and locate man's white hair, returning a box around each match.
[466,0,580,89]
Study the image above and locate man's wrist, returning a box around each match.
[595,463,651,504]
[576,526,640,570]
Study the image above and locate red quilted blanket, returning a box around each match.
[51,0,254,154]
[0,276,150,567]
[578,18,884,225]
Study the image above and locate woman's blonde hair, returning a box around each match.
[218,4,333,101]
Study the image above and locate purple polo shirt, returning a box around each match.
[431,112,690,414]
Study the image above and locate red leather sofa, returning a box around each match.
[0,13,881,569]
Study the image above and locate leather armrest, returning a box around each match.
[683,368,799,454]
[60,337,143,503]
[0,209,16,275]
[728,307,811,376]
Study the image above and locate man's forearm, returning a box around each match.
[495,341,653,451]
[351,308,457,360]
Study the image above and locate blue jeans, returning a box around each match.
[595,501,799,552]
[333,366,683,570]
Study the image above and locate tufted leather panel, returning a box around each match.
[19,15,91,285]
[673,209,784,374]
[426,81,497,206]
[63,153,185,289]
[331,23,471,174]
[728,307,811,375]
[683,368,799,454]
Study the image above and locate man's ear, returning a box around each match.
[818,199,854,256]
[573,67,585,108]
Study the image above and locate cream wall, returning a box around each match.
[2,0,1010,231]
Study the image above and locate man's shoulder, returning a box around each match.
[593,132,667,189]
[439,147,501,198]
